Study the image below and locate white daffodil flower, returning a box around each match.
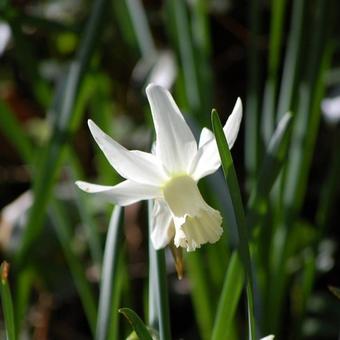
[76,84,242,252]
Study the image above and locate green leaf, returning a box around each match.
[277,0,307,119]
[96,206,124,340]
[245,0,262,187]
[211,109,256,340]
[185,251,214,339]
[212,251,244,340]
[165,0,202,119]
[147,202,171,340]
[261,0,287,142]
[67,150,103,266]
[125,0,157,59]
[16,0,110,264]
[50,200,97,335]
[0,100,33,163]
[0,262,16,340]
[119,308,153,340]
[248,112,293,227]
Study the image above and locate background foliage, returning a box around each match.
[0,0,339,339]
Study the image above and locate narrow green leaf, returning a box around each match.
[248,112,293,227]
[50,200,97,335]
[0,100,33,163]
[0,262,16,340]
[245,0,262,187]
[261,0,287,142]
[186,252,214,339]
[14,269,34,335]
[211,109,256,340]
[212,251,244,340]
[119,308,153,340]
[166,1,201,118]
[16,0,110,264]
[277,0,307,119]
[96,206,124,340]
[67,150,103,266]
[148,202,171,340]
[125,0,157,59]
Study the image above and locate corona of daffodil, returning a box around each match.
[76,84,242,251]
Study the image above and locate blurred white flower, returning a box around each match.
[321,95,340,124]
[132,50,177,90]
[0,21,11,56]
[76,84,242,251]
[146,51,177,90]
[260,335,275,340]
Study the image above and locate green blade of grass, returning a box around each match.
[14,268,34,336]
[166,1,201,118]
[119,308,153,340]
[125,0,157,59]
[16,0,110,264]
[284,39,334,214]
[0,100,33,162]
[245,0,262,188]
[0,262,16,340]
[212,251,244,340]
[248,112,293,228]
[147,201,171,340]
[50,199,97,335]
[211,109,256,340]
[261,0,287,143]
[5,8,51,108]
[96,206,124,340]
[276,0,307,119]
[67,150,103,266]
[186,251,215,340]
[189,0,213,121]
[267,47,333,334]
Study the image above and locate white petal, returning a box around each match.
[147,50,177,90]
[146,84,197,174]
[162,174,223,251]
[88,120,167,185]
[260,336,275,340]
[189,138,220,180]
[189,98,242,181]
[198,127,214,148]
[223,97,242,149]
[150,199,175,250]
[75,180,160,206]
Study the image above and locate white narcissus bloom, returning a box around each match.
[76,84,242,252]
[260,336,275,340]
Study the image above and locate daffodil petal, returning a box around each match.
[189,98,242,181]
[150,199,175,250]
[223,97,242,149]
[260,336,275,340]
[88,120,167,185]
[75,180,160,206]
[199,127,214,148]
[189,138,220,181]
[146,84,197,174]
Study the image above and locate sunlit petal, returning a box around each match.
[223,97,242,149]
[150,199,175,250]
[162,175,223,251]
[260,336,275,340]
[189,98,242,180]
[146,84,197,173]
[76,180,160,206]
[88,119,167,185]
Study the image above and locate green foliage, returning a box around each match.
[0,0,338,339]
